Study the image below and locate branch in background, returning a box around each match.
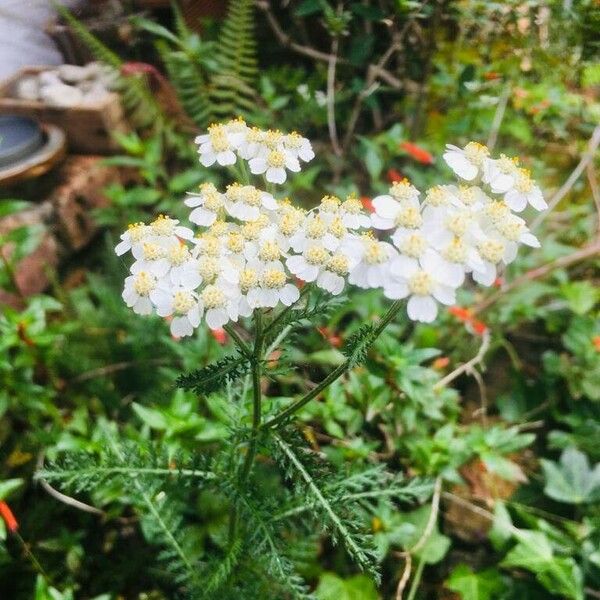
[395,477,442,600]
[486,82,512,151]
[434,330,490,389]
[327,36,342,156]
[531,124,600,230]
[587,162,600,234]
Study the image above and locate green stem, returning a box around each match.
[223,324,252,359]
[239,310,264,483]
[230,311,265,543]
[406,554,426,600]
[262,299,408,429]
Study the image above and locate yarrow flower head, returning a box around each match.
[117,125,545,332]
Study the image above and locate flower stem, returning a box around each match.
[239,310,264,483]
[223,324,252,359]
[228,310,265,544]
[262,299,408,429]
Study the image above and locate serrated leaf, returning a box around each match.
[541,447,600,504]
[446,564,503,600]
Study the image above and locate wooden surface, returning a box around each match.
[0,66,128,154]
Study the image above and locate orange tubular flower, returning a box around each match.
[0,501,18,533]
[360,196,374,213]
[386,168,404,183]
[210,328,227,345]
[400,141,434,165]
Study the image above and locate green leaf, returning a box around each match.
[401,504,450,564]
[502,531,583,600]
[0,200,31,218]
[176,355,251,396]
[0,478,23,501]
[446,565,503,600]
[350,4,385,20]
[358,137,384,181]
[481,453,527,483]
[560,281,600,315]
[315,572,379,600]
[294,0,325,17]
[541,447,600,504]
[132,403,168,430]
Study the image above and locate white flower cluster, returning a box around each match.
[117,124,545,335]
[195,118,314,184]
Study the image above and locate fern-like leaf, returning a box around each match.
[176,354,251,395]
[273,434,380,581]
[211,0,258,118]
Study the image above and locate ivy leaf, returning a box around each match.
[560,281,600,315]
[541,447,600,504]
[446,564,503,600]
[502,531,583,600]
[401,505,450,564]
[315,572,379,600]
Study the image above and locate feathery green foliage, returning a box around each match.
[211,0,258,118]
[176,354,251,395]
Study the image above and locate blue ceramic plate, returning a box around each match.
[0,115,44,168]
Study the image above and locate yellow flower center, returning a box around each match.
[133,271,156,296]
[496,154,519,174]
[364,240,387,265]
[329,216,347,239]
[239,269,259,292]
[173,290,196,314]
[408,271,433,295]
[263,129,283,148]
[142,242,166,261]
[446,212,470,236]
[262,269,286,289]
[485,201,511,223]
[464,141,490,165]
[279,212,303,236]
[198,257,220,282]
[284,132,303,149]
[258,240,281,262]
[496,217,525,241]
[327,254,349,275]
[168,244,190,266]
[390,180,418,201]
[226,183,244,202]
[127,222,147,242]
[400,233,427,258]
[425,186,450,207]
[208,127,230,153]
[458,186,479,206]
[198,236,221,256]
[267,150,286,168]
[227,233,245,253]
[204,192,223,212]
[394,206,422,229]
[243,187,263,207]
[342,197,362,214]
[307,216,327,239]
[443,237,468,263]
[320,195,341,212]
[150,215,176,236]
[201,285,226,309]
[515,168,534,193]
[305,245,329,265]
[478,240,505,263]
